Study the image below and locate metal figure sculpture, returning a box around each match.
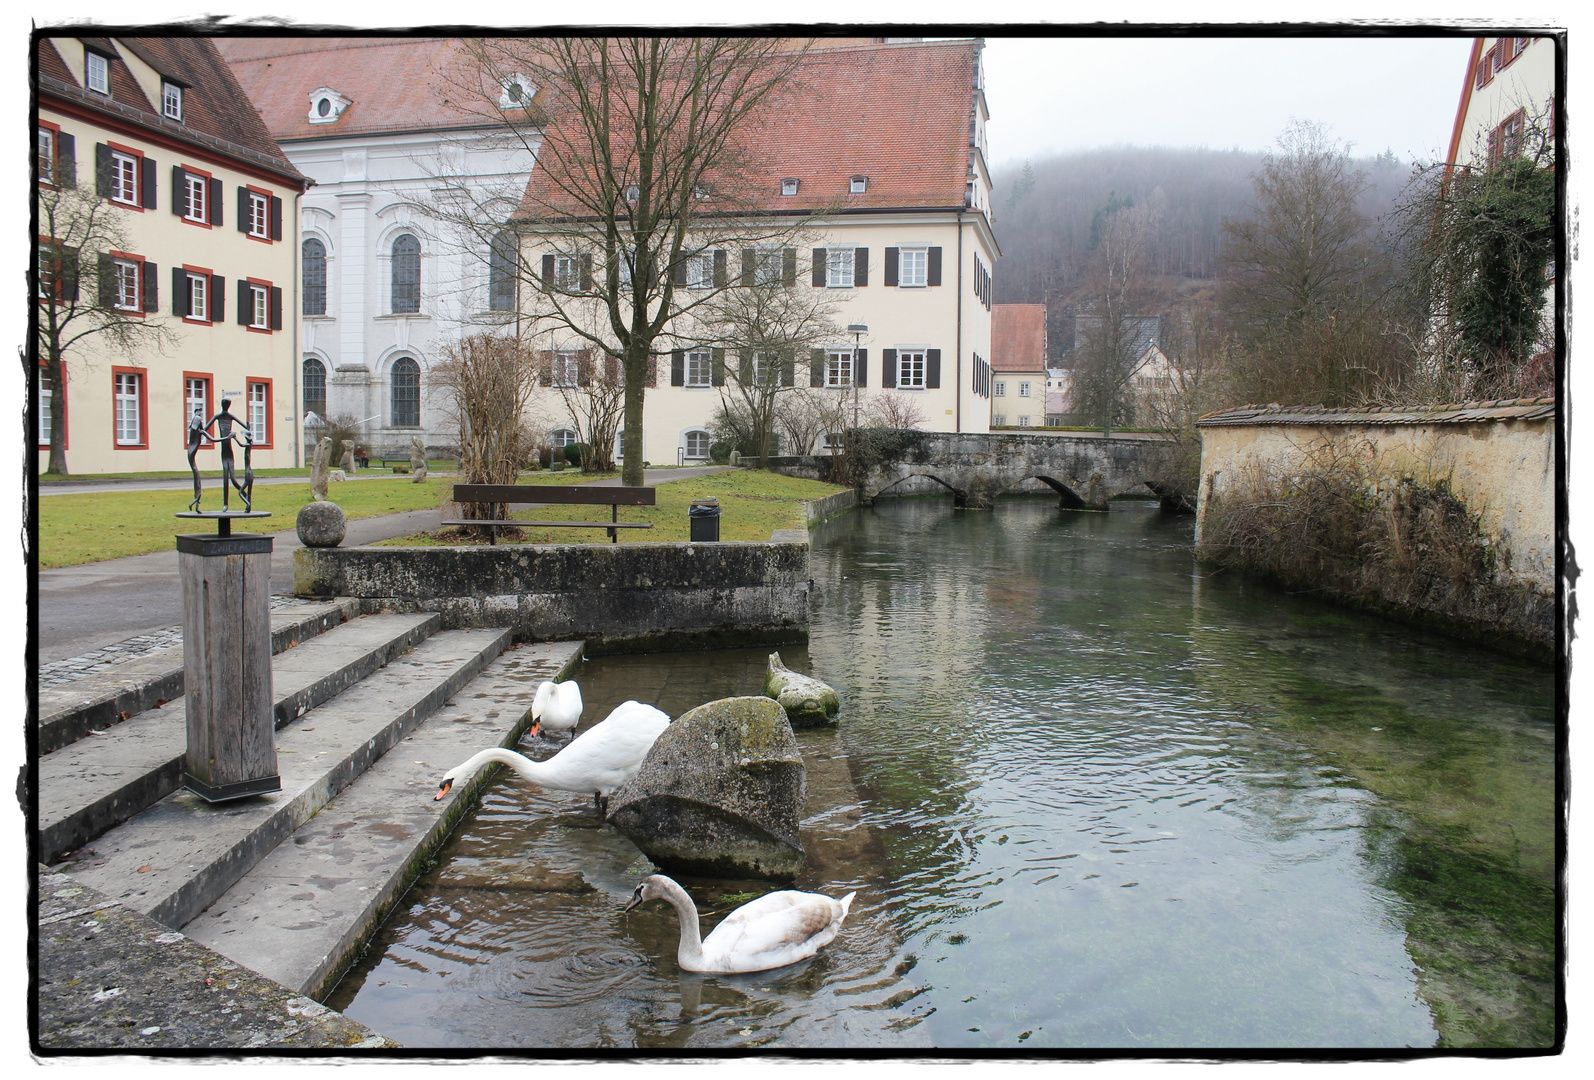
[186,405,208,511]
[206,398,253,511]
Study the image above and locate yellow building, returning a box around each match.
[36,36,309,474]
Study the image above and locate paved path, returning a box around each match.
[38,466,732,666]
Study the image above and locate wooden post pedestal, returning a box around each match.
[177,532,281,801]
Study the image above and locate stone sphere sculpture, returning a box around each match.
[296,500,347,548]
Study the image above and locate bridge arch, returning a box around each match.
[871,471,970,508]
[1029,474,1090,510]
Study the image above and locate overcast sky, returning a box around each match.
[981,34,1477,169]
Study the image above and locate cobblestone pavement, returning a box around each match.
[38,596,316,690]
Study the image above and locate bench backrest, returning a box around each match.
[452,483,656,506]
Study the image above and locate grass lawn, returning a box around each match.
[375,469,847,546]
[40,461,459,483]
[39,478,455,569]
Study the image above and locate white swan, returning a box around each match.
[531,679,583,738]
[434,700,669,815]
[624,874,857,974]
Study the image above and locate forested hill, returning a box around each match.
[990,146,1411,354]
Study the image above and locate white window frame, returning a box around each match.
[185,173,207,222]
[187,272,208,322]
[994,380,1006,397]
[1018,415,1031,428]
[993,414,1007,427]
[114,371,142,445]
[554,254,579,290]
[685,253,714,290]
[163,81,183,121]
[825,350,853,388]
[38,126,54,185]
[552,350,581,388]
[186,376,208,431]
[684,429,711,459]
[685,350,713,387]
[751,351,780,388]
[781,178,799,196]
[248,191,270,238]
[1019,381,1031,398]
[86,52,109,94]
[551,428,578,448]
[823,431,845,451]
[753,249,784,286]
[248,382,268,443]
[898,248,928,288]
[113,258,140,311]
[39,372,52,446]
[897,350,927,390]
[849,175,867,194]
[249,283,269,329]
[826,248,855,288]
[110,151,138,205]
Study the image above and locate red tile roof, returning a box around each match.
[217,37,506,141]
[991,304,1047,372]
[520,38,981,217]
[38,35,303,184]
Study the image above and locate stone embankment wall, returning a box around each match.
[296,539,810,654]
[1194,398,1556,655]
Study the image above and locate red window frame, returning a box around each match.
[111,365,148,450]
[38,360,67,452]
[38,119,61,188]
[244,276,274,333]
[180,163,213,229]
[245,377,274,448]
[182,371,212,449]
[37,233,69,304]
[182,264,213,324]
[106,141,145,212]
[245,185,273,243]
[108,250,146,318]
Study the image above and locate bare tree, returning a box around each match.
[1069,193,1160,436]
[777,387,850,456]
[695,262,844,468]
[866,391,929,430]
[430,37,820,486]
[535,346,630,472]
[1219,120,1412,407]
[433,333,539,522]
[34,172,177,475]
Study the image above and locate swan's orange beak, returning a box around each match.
[434,778,453,801]
[528,721,541,738]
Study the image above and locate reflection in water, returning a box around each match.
[329,499,1555,1050]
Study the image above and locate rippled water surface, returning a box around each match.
[329,500,1557,1050]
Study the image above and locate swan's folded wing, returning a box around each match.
[704,894,842,963]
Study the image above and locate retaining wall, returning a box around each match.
[295,539,810,654]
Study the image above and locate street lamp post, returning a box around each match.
[847,324,868,439]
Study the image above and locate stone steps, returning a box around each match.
[38,612,444,864]
[183,640,583,999]
[38,599,360,755]
[55,627,513,931]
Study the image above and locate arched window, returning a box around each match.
[391,234,420,314]
[489,230,518,311]
[684,430,710,459]
[302,238,327,315]
[302,357,326,421]
[550,428,578,447]
[390,357,420,427]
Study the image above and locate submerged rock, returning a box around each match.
[607,696,805,881]
[761,652,840,727]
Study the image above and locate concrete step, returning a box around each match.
[184,640,585,1000]
[38,612,444,864]
[38,599,361,755]
[54,627,513,932]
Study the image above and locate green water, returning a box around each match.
[330,499,1558,1049]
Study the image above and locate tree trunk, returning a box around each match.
[45,357,68,476]
[622,347,647,487]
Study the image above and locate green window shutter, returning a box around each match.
[881,348,896,388]
[812,248,826,287]
[855,248,868,286]
[712,348,726,387]
[810,348,825,387]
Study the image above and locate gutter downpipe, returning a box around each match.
[955,208,963,433]
[292,187,303,467]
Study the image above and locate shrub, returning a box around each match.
[564,442,586,467]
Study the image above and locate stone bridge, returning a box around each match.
[770,431,1185,511]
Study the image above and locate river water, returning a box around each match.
[327,499,1557,1050]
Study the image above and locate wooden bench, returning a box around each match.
[445,483,656,544]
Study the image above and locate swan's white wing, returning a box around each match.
[699,891,847,972]
[546,706,668,790]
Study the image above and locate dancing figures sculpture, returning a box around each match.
[205,398,253,511]
[186,405,208,511]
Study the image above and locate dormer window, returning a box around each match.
[693,184,710,200]
[85,51,110,95]
[499,74,537,109]
[849,175,868,194]
[625,184,639,202]
[307,87,351,125]
[163,81,183,121]
[781,178,799,196]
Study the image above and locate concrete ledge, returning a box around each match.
[38,599,360,755]
[295,541,809,654]
[35,867,395,1050]
[803,487,857,524]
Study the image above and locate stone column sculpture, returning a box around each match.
[410,435,428,482]
[310,436,332,501]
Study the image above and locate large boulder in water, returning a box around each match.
[606,696,805,881]
[761,652,840,727]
